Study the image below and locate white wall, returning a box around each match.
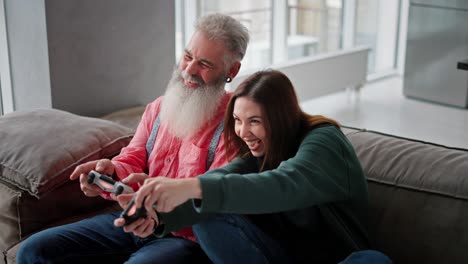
[2,0,52,113]
[1,0,176,117]
[46,0,175,116]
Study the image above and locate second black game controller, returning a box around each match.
[120,196,148,226]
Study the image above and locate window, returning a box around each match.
[287,0,342,60]
[355,0,400,75]
[175,0,402,77]
[201,0,272,69]
[176,0,272,71]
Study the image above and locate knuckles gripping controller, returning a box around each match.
[87,170,134,196]
[120,196,148,226]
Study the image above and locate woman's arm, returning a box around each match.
[132,157,255,233]
[134,126,364,232]
[197,126,362,214]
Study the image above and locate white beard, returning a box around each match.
[159,68,226,139]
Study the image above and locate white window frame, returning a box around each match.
[176,0,402,78]
[374,0,399,74]
[178,0,353,65]
[346,0,401,79]
[272,0,287,64]
[396,0,409,76]
[342,0,356,49]
[0,0,14,115]
[176,0,200,59]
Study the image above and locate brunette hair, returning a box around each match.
[224,70,340,171]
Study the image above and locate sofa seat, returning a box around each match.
[342,127,468,263]
[1,107,467,264]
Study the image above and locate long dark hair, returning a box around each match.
[224,69,339,171]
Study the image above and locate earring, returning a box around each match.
[226,77,232,83]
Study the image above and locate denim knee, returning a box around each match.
[192,216,215,240]
[193,214,290,264]
[192,214,240,237]
[339,249,392,264]
[16,232,49,264]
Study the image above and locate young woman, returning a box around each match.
[125,70,391,263]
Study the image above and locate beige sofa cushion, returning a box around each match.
[0,109,133,198]
[0,109,134,261]
[345,128,468,264]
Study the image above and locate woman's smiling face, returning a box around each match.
[233,97,267,157]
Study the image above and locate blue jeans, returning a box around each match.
[340,250,393,264]
[16,211,210,264]
[193,214,291,264]
[193,214,392,264]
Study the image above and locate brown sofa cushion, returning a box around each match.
[0,109,134,197]
[0,109,134,261]
[345,128,468,264]
[100,105,145,132]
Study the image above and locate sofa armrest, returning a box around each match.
[0,109,134,261]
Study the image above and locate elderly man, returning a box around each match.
[17,13,249,264]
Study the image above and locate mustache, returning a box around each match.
[181,70,205,86]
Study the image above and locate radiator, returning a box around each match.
[230,46,370,102]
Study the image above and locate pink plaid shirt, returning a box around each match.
[110,92,234,241]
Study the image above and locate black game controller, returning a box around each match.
[87,170,133,196]
[120,196,148,226]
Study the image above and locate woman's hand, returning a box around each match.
[114,193,159,238]
[134,177,202,218]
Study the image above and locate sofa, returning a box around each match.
[1,107,467,263]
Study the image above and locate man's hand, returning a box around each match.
[121,173,150,188]
[114,193,159,238]
[115,193,134,211]
[69,159,114,197]
[134,177,202,218]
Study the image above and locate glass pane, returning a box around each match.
[355,0,399,74]
[354,0,378,74]
[287,0,343,60]
[200,0,272,70]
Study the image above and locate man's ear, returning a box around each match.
[228,61,241,80]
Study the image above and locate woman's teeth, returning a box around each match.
[246,140,260,148]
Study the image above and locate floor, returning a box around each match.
[300,76,468,149]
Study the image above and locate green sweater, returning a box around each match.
[157,125,370,262]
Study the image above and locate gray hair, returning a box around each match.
[195,13,250,65]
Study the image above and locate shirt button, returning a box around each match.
[166,158,171,163]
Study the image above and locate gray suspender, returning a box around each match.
[145,115,224,170]
[207,120,224,169]
[145,115,161,160]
